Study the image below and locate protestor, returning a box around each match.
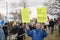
[44,17,50,30]
[17,23,25,40]
[0,25,5,40]
[3,23,8,40]
[49,19,54,34]
[10,24,18,40]
[8,22,13,40]
[54,18,57,30]
[58,16,60,36]
[42,23,46,30]
[22,23,26,39]
[26,23,48,40]
[29,23,36,30]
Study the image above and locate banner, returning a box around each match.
[21,8,30,23]
[36,7,47,23]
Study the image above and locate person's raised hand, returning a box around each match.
[25,24,29,30]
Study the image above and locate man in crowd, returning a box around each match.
[0,24,5,40]
[26,23,48,40]
[17,23,25,40]
[54,18,57,30]
[58,16,60,36]
[10,23,18,40]
[49,19,54,34]
[3,23,8,40]
[0,14,5,40]
[29,23,36,30]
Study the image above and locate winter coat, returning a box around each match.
[0,28,5,40]
[27,29,47,40]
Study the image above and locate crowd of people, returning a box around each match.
[3,22,25,40]
[0,17,60,40]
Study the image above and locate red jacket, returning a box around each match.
[58,16,60,24]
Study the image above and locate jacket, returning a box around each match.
[10,27,18,35]
[58,16,60,24]
[0,28,5,40]
[18,26,25,37]
[27,29,47,40]
[3,26,8,36]
[49,21,54,27]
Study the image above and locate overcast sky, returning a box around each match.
[0,0,48,19]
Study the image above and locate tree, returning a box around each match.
[44,0,60,15]
[8,0,27,22]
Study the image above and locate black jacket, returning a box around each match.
[49,21,54,27]
[17,26,25,37]
[10,27,18,35]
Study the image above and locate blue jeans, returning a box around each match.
[50,27,54,34]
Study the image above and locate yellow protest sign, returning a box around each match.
[36,7,47,23]
[21,8,30,23]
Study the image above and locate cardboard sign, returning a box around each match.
[21,8,30,23]
[36,7,47,23]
